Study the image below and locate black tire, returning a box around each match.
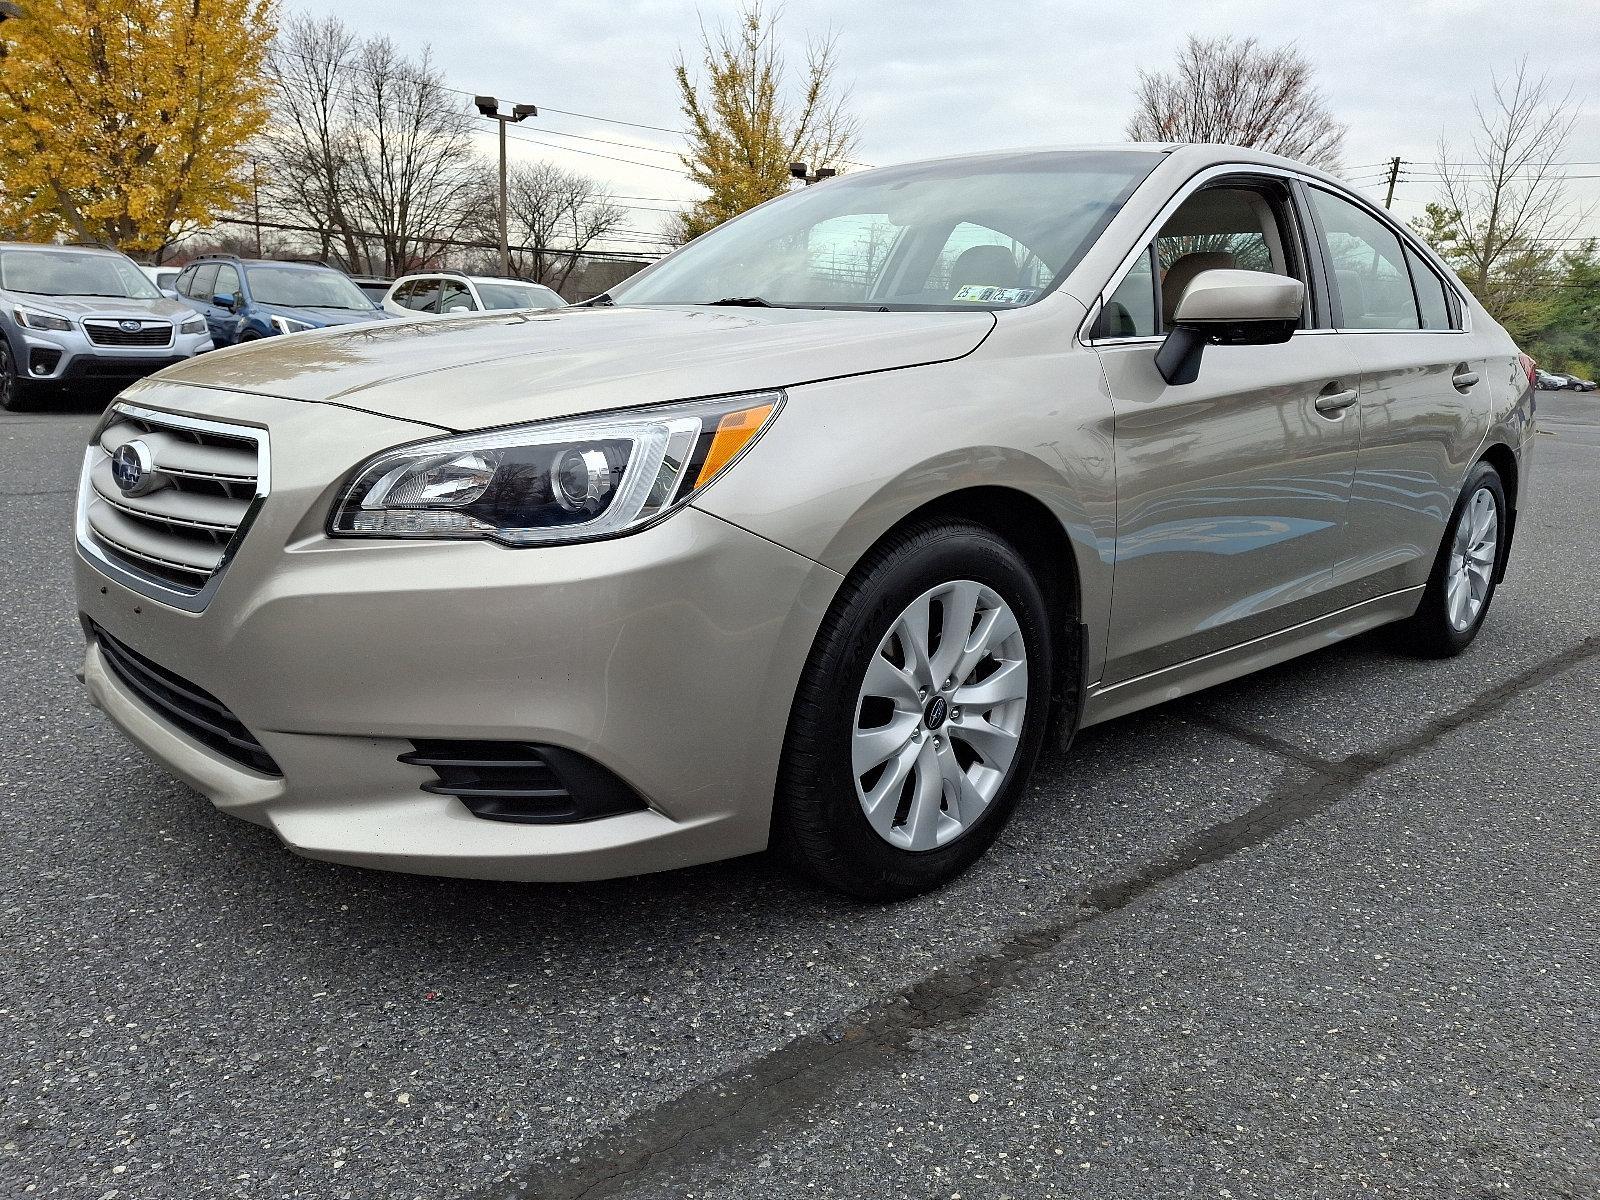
[0,336,44,413]
[1396,461,1507,657]
[775,521,1056,900]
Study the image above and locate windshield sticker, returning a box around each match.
[952,285,1037,305]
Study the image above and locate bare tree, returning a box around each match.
[260,16,367,268]
[258,18,480,275]
[1424,59,1591,335]
[342,39,480,275]
[1126,35,1345,170]
[496,162,624,289]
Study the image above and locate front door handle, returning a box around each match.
[1314,386,1359,416]
[1452,368,1480,391]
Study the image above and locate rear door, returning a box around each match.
[1092,173,1362,684]
[1303,185,1487,602]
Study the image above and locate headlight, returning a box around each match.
[14,307,72,332]
[180,317,207,335]
[269,315,314,335]
[330,392,781,545]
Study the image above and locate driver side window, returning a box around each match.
[1098,182,1305,340]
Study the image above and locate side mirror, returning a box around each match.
[445,304,472,313]
[212,292,237,311]
[1154,269,1303,386]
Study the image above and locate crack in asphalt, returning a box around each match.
[468,634,1600,1200]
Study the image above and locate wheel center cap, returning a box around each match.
[923,696,949,730]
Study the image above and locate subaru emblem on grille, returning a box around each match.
[118,319,143,333]
[110,440,158,497]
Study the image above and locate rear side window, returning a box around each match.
[1309,189,1419,330]
[175,267,196,297]
[395,279,441,312]
[190,264,219,302]
[1405,245,1454,330]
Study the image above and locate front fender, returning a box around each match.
[694,303,1118,680]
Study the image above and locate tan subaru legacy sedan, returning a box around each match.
[74,145,1535,898]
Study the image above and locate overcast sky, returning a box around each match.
[293,0,1599,254]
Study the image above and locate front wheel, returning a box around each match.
[0,338,43,413]
[776,522,1055,899]
[1398,461,1507,656]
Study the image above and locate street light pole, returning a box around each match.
[474,96,538,277]
[789,162,838,187]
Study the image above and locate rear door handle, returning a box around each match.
[1314,386,1359,415]
[1452,369,1480,391]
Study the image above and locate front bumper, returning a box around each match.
[20,325,212,383]
[74,384,840,880]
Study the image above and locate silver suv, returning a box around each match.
[1,243,212,411]
[73,145,1534,898]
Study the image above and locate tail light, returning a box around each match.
[1518,353,1537,389]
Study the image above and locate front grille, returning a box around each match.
[399,740,647,824]
[83,320,174,347]
[78,404,266,604]
[92,622,281,775]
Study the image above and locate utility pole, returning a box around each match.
[789,162,838,187]
[1383,157,1403,209]
[250,157,263,258]
[474,96,537,277]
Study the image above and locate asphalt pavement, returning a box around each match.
[1,389,1595,1199]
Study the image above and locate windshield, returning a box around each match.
[611,150,1163,311]
[0,250,163,299]
[245,265,372,310]
[476,281,562,310]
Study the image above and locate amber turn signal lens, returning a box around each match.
[694,403,775,487]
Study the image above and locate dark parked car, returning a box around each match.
[348,275,394,305]
[172,255,391,346]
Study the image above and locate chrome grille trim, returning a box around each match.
[83,319,175,347]
[75,402,271,613]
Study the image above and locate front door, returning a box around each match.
[1092,177,1362,685]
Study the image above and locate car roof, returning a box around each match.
[0,241,127,256]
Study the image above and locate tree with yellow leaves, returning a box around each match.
[673,2,859,243]
[0,0,276,257]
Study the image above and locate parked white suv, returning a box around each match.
[382,272,564,318]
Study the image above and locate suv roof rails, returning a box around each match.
[64,240,115,250]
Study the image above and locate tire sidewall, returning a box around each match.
[782,524,1055,897]
[1426,462,1507,653]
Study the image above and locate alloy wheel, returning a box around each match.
[852,579,1028,851]
[0,342,13,408]
[1446,486,1499,631]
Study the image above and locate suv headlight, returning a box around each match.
[180,316,207,335]
[269,315,314,334]
[329,392,781,545]
[14,307,72,332]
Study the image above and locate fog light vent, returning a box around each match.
[30,347,61,375]
[399,740,647,825]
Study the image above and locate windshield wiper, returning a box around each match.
[578,292,614,307]
[706,296,773,307]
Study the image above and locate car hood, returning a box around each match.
[152,304,997,431]
[257,302,392,327]
[3,292,194,322]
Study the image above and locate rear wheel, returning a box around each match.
[0,338,43,413]
[1398,461,1506,656]
[776,522,1055,899]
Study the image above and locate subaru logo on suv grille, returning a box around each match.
[118,319,143,333]
[110,440,158,497]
